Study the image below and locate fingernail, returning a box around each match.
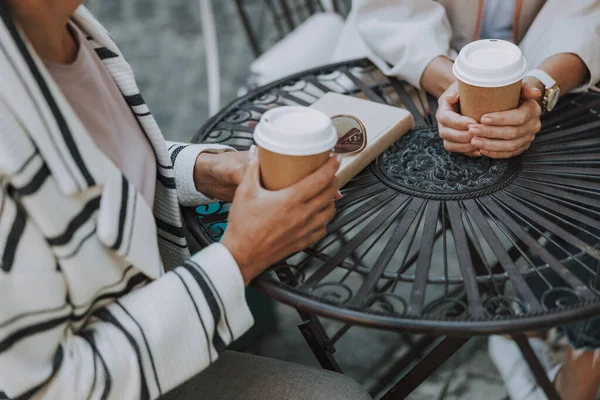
[249,145,258,161]
[335,154,342,163]
[472,138,483,147]
[481,116,492,124]
[335,190,343,200]
[469,126,481,135]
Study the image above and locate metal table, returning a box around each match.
[185,59,600,399]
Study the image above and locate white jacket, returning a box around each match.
[0,5,252,399]
[333,0,600,91]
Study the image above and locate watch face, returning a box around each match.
[547,86,560,111]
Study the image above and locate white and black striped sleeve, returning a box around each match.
[0,241,253,400]
[165,141,237,207]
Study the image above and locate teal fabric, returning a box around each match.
[196,202,230,241]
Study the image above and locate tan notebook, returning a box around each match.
[310,92,414,188]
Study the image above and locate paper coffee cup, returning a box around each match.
[254,106,337,190]
[453,39,527,122]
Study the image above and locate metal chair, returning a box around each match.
[198,0,221,116]
[235,0,352,58]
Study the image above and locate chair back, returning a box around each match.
[235,0,351,57]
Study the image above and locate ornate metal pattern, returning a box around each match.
[186,59,600,334]
[374,126,520,199]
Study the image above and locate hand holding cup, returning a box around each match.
[221,146,340,285]
[436,82,480,156]
[442,39,540,159]
[469,79,543,158]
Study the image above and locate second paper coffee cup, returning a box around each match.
[254,106,338,190]
[453,39,527,122]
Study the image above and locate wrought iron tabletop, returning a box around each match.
[185,59,600,334]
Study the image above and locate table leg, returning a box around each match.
[297,311,342,372]
[368,335,438,397]
[274,265,343,372]
[513,334,562,400]
[380,336,470,400]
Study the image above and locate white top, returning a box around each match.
[479,0,516,44]
[44,22,157,208]
[334,0,600,92]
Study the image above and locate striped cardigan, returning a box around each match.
[0,5,253,400]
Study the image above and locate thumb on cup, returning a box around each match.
[240,145,261,189]
[445,91,460,105]
[522,82,543,101]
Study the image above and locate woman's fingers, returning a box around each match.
[470,124,520,140]
[439,126,474,143]
[299,227,329,250]
[440,91,459,108]
[305,181,338,214]
[437,84,477,130]
[480,99,541,126]
[469,95,542,157]
[436,83,477,156]
[480,142,532,159]
[521,79,544,101]
[438,108,477,131]
[470,118,542,140]
[471,133,534,153]
[443,140,478,153]
[465,149,482,157]
[521,83,543,100]
[302,202,336,235]
[288,157,340,203]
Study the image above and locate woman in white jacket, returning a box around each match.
[335,0,599,159]
[335,1,600,399]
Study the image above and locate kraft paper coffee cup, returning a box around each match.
[254,106,338,190]
[453,39,527,122]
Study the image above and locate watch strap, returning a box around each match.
[525,69,556,88]
[525,69,559,113]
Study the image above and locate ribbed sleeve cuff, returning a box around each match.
[173,144,236,207]
[190,243,254,339]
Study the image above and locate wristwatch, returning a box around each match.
[524,69,560,113]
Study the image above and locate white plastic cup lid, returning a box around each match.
[254,106,337,156]
[453,39,527,88]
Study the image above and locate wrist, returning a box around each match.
[421,56,456,98]
[193,152,215,194]
[221,233,252,286]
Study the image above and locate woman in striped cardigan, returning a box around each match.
[0,1,371,399]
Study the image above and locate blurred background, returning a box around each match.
[85,0,254,142]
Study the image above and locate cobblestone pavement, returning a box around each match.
[79,1,563,398]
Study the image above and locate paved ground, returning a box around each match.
[81,1,560,398]
[248,303,510,399]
